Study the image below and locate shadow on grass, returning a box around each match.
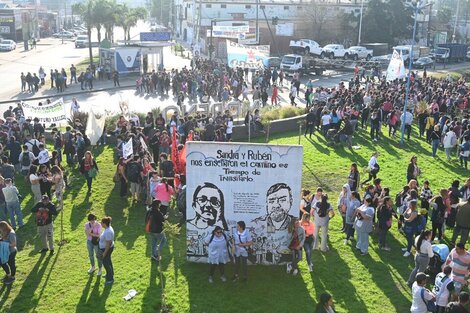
[0,284,12,310]
[141,260,162,312]
[311,246,369,312]
[9,252,50,311]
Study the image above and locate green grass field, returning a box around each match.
[0,126,467,313]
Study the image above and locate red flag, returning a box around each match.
[179,131,193,176]
[171,126,181,186]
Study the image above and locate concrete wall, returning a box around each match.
[232,113,306,141]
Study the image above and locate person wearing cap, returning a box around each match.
[444,243,470,295]
[402,199,419,257]
[410,272,435,313]
[433,266,455,312]
[446,291,470,313]
[31,195,58,254]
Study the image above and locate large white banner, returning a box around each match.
[85,110,106,146]
[22,98,67,124]
[186,142,303,264]
[386,50,406,82]
[206,25,249,39]
[226,40,270,69]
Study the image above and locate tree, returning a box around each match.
[72,0,96,66]
[301,3,329,43]
[437,6,453,24]
[362,0,392,43]
[150,0,172,27]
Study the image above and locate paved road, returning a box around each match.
[0,21,150,102]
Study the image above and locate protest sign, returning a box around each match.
[22,98,67,124]
[123,139,133,159]
[226,40,270,69]
[185,142,303,264]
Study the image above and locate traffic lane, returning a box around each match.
[0,42,98,101]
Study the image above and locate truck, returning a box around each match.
[321,44,349,59]
[280,54,324,76]
[392,45,421,63]
[289,39,323,57]
[346,46,373,60]
[434,44,468,62]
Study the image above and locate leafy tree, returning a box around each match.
[362,0,391,43]
[150,0,172,27]
[437,6,453,24]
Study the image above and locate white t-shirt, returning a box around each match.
[321,115,331,126]
[368,156,378,171]
[226,121,233,135]
[410,282,434,313]
[29,173,40,184]
[37,149,50,164]
[414,237,434,257]
[433,273,453,307]
[99,226,115,249]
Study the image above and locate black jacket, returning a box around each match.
[146,208,164,233]
[31,202,57,226]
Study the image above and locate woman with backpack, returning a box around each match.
[287,218,305,276]
[146,200,166,262]
[79,151,98,193]
[430,189,448,243]
[155,178,174,217]
[406,230,433,287]
[312,194,334,252]
[204,225,230,283]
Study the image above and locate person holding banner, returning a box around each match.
[79,151,98,193]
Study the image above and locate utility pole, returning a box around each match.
[453,0,461,43]
[358,0,364,45]
[255,0,259,43]
[427,2,433,46]
[209,20,214,60]
[196,0,201,43]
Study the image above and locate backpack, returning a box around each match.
[30,140,40,157]
[21,152,30,167]
[126,162,140,183]
[176,188,186,214]
[395,192,403,208]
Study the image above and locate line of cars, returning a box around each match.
[289,39,373,60]
[52,25,90,48]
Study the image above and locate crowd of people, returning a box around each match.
[4,53,470,312]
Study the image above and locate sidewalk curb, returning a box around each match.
[0,84,135,105]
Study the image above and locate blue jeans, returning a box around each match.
[6,200,23,229]
[432,139,439,157]
[356,230,370,253]
[150,232,166,258]
[87,240,102,269]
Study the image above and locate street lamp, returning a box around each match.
[400,0,433,145]
[358,0,364,45]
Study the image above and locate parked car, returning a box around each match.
[289,39,323,57]
[346,46,373,60]
[414,57,434,69]
[75,35,89,48]
[321,44,348,59]
[0,39,16,51]
[53,31,75,38]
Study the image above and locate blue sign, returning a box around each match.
[140,32,171,42]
